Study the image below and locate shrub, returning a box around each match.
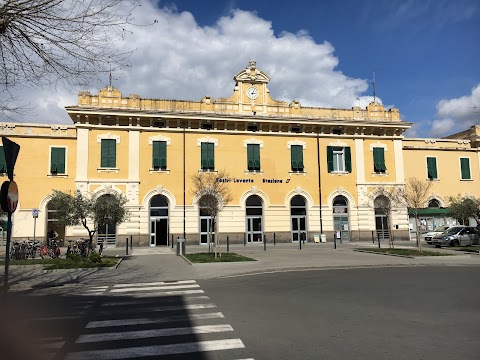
[66,253,81,261]
[89,252,102,263]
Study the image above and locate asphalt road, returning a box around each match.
[2,266,479,360]
[199,266,480,360]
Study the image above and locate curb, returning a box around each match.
[180,255,193,266]
[353,249,416,259]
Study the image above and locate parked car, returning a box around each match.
[424,225,450,244]
[431,226,480,247]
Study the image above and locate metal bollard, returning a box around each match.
[372,231,375,243]
[334,233,337,249]
[299,236,302,250]
[130,235,133,250]
[126,237,129,255]
[264,235,266,251]
[244,233,246,246]
[172,234,174,248]
[377,233,381,248]
[227,236,229,252]
[274,233,276,246]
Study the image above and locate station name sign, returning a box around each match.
[216,177,290,184]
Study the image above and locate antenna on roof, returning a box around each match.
[372,68,383,103]
[109,64,112,88]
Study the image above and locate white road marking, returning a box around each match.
[86,312,225,328]
[99,303,216,315]
[65,338,245,360]
[110,284,200,293]
[113,280,196,288]
[40,341,65,349]
[76,324,234,343]
[101,295,210,307]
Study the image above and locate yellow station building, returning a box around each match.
[2,61,479,247]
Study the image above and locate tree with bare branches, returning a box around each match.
[365,185,405,249]
[191,169,232,258]
[0,0,146,115]
[396,177,432,254]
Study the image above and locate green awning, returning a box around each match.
[408,208,451,215]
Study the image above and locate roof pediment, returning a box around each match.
[234,60,270,84]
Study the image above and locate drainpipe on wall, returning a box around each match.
[317,129,324,235]
[183,121,186,240]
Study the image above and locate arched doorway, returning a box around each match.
[291,195,307,242]
[46,200,65,246]
[246,195,263,243]
[374,195,390,240]
[333,195,350,241]
[199,194,217,245]
[97,194,117,246]
[150,195,169,246]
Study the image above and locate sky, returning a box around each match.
[5,0,480,138]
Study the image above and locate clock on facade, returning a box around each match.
[246,86,259,100]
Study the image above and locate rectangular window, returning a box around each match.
[373,148,386,173]
[50,147,66,174]
[201,142,215,170]
[291,145,304,172]
[0,146,6,174]
[101,139,116,168]
[247,144,261,171]
[327,146,351,173]
[152,141,167,170]
[460,157,471,180]
[426,157,437,180]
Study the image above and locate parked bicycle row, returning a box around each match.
[10,239,60,260]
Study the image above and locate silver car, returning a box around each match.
[424,225,450,245]
[431,226,480,247]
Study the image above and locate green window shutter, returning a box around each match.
[291,145,304,171]
[247,144,260,170]
[253,144,260,170]
[247,144,255,170]
[152,141,166,170]
[208,143,215,170]
[201,143,208,169]
[0,147,5,173]
[345,147,352,173]
[327,146,333,173]
[427,157,437,179]
[101,139,116,168]
[159,141,167,170]
[152,141,160,169]
[460,158,470,179]
[50,147,65,174]
[373,148,386,173]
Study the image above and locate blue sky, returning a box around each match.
[9,0,480,138]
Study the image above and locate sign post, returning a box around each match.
[1,137,20,296]
[32,209,38,242]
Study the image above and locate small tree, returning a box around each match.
[49,190,129,251]
[397,177,432,254]
[448,195,480,225]
[191,169,232,258]
[365,186,404,249]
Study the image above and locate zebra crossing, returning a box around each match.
[65,279,253,359]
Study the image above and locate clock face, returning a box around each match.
[246,86,259,100]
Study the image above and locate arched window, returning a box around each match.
[428,199,441,208]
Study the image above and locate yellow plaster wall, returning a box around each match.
[5,136,77,209]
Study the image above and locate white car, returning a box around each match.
[424,225,450,245]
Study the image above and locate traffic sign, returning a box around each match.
[32,208,38,218]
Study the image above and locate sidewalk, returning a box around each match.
[1,241,479,292]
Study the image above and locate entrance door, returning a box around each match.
[291,216,306,242]
[150,218,168,246]
[375,214,389,240]
[200,216,214,245]
[247,216,263,243]
[334,216,350,241]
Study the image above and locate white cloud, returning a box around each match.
[428,84,480,137]
[4,4,376,124]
